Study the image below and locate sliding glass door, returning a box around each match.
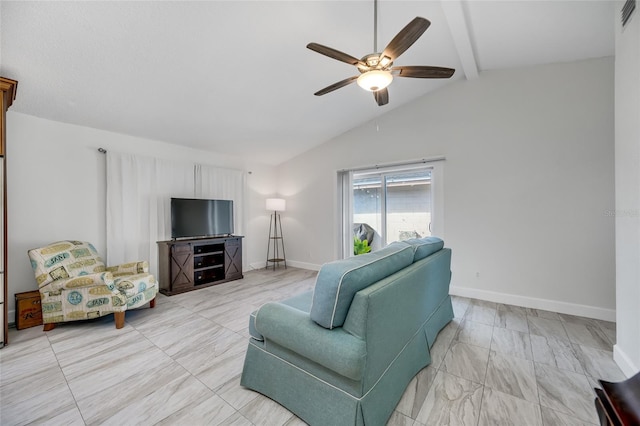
[346,166,435,256]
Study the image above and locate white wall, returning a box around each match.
[278,57,616,320]
[6,112,277,318]
[614,5,640,377]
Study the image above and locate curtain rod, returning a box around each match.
[338,156,445,173]
[98,148,107,154]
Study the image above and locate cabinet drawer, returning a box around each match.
[172,244,192,253]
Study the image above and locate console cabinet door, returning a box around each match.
[170,244,194,291]
[224,238,242,280]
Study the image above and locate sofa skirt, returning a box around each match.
[240,301,455,426]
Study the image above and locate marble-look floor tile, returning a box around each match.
[429,319,459,369]
[478,387,542,426]
[396,366,438,419]
[535,363,599,424]
[442,341,490,384]
[96,374,214,425]
[494,309,529,333]
[571,343,626,382]
[124,301,197,333]
[218,411,254,426]
[52,327,147,369]
[174,334,246,379]
[0,363,68,408]
[527,316,570,341]
[0,338,59,385]
[414,370,483,426]
[557,313,600,327]
[562,321,613,351]
[463,303,496,325]
[37,406,85,426]
[192,349,248,392]
[530,334,583,374]
[525,308,562,321]
[484,351,538,403]
[595,320,616,345]
[387,410,414,426]
[490,327,533,360]
[497,303,528,315]
[239,394,298,426]
[156,393,237,425]
[142,316,224,357]
[284,415,309,425]
[74,360,191,423]
[0,376,78,425]
[540,405,598,425]
[450,296,470,318]
[64,342,172,400]
[169,288,234,312]
[216,374,260,410]
[454,319,493,348]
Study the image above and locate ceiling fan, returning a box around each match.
[307,1,455,106]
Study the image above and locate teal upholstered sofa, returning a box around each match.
[241,237,453,425]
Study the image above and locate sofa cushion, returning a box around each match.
[28,240,106,288]
[310,242,414,329]
[249,291,313,341]
[403,237,444,262]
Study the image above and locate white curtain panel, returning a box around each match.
[106,152,195,276]
[195,164,247,269]
[106,152,247,277]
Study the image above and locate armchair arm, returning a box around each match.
[106,261,149,276]
[255,302,366,381]
[45,272,116,293]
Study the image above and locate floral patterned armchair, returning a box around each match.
[27,240,158,331]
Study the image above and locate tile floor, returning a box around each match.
[0,267,624,425]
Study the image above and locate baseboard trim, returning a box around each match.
[247,261,322,272]
[613,344,639,378]
[285,260,322,271]
[449,285,616,322]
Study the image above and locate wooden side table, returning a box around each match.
[15,290,43,330]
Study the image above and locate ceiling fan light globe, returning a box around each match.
[357,70,393,92]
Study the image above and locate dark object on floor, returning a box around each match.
[594,371,640,425]
[353,223,375,245]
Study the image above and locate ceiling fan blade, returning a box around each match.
[373,88,389,106]
[314,75,359,96]
[381,17,431,63]
[392,66,455,79]
[307,43,365,67]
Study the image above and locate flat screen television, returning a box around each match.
[171,198,234,239]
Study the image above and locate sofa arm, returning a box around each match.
[46,272,115,292]
[106,261,149,276]
[255,302,366,381]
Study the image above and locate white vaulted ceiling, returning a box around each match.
[0,1,614,165]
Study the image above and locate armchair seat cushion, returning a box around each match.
[28,240,158,327]
[114,273,156,298]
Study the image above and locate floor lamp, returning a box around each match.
[266,198,287,270]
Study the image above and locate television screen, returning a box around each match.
[171,198,234,239]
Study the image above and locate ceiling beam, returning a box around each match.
[441,0,479,80]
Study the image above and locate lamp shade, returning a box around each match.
[266,198,286,212]
[357,70,393,92]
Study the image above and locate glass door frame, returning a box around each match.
[338,160,445,259]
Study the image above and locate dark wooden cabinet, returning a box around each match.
[158,236,243,295]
